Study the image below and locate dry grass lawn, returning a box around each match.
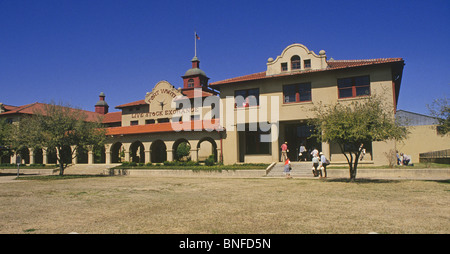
[0,175,449,234]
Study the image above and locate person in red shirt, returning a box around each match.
[280,142,288,162]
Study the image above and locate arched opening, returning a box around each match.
[93,145,106,164]
[188,78,194,88]
[46,148,57,164]
[110,142,124,163]
[291,55,301,70]
[197,137,218,162]
[130,141,145,164]
[17,147,30,164]
[76,146,89,164]
[33,147,43,164]
[173,138,190,161]
[0,153,10,164]
[60,145,72,164]
[151,140,167,163]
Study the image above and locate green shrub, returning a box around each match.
[176,142,191,161]
[205,155,215,166]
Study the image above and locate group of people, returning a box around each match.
[281,142,330,178]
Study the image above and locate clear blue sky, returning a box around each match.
[1,0,449,115]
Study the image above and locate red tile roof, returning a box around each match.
[115,88,219,108]
[105,119,222,136]
[210,58,404,86]
[178,89,218,99]
[102,111,122,123]
[115,100,146,109]
[0,102,103,122]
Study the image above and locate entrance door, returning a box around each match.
[284,124,321,161]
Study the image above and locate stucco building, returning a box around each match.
[210,43,404,165]
[4,43,432,167]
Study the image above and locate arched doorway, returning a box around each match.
[130,141,145,164]
[197,137,218,162]
[151,140,166,163]
[110,142,124,163]
[173,138,190,161]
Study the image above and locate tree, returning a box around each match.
[0,119,13,160]
[20,102,106,175]
[309,96,408,181]
[427,96,449,135]
[176,142,191,161]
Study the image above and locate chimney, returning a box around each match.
[95,92,109,115]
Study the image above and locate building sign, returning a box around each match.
[144,81,187,118]
[130,107,199,119]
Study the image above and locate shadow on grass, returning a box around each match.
[17,174,109,181]
[425,179,450,184]
[325,178,450,184]
[323,178,401,184]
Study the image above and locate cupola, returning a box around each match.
[182,56,209,89]
[95,92,109,115]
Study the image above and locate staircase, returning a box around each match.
[266,162,315,177]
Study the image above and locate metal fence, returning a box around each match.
[419,149,450,164]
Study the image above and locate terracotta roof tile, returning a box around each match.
[105,119,222,136]
[210,58,404,86]
[180,89,217,99]
[115,100,146,109]
[0,102,103,122]
[102,111,122,123]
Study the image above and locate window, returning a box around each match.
[291,55,301,70]
[281,62,288,71]
[130,120,138,126]
[304,59,311,69]
[283,83,312,103]
[158,118,170,123]
[187,79,194,88]
[245,129,271,155]
[338,75,370,98]
[145,119,155,124]
[235,88,260,108]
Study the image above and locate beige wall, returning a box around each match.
[396,125,450,163]
[219,60,397,165]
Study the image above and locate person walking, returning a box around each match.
[281,142,288,162]
[311,147,318,159]
[284,158,292,178]
[312,154,321,177]
[319,152,329,178]
[299,143,307,161]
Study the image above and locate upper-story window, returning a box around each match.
[187,79,194,88]
[338,75,370,98]
[304,59,311,69]
[281,62,288,71]
[291,55,301,70]
[235,88,260,108]
[283,83,312,103]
